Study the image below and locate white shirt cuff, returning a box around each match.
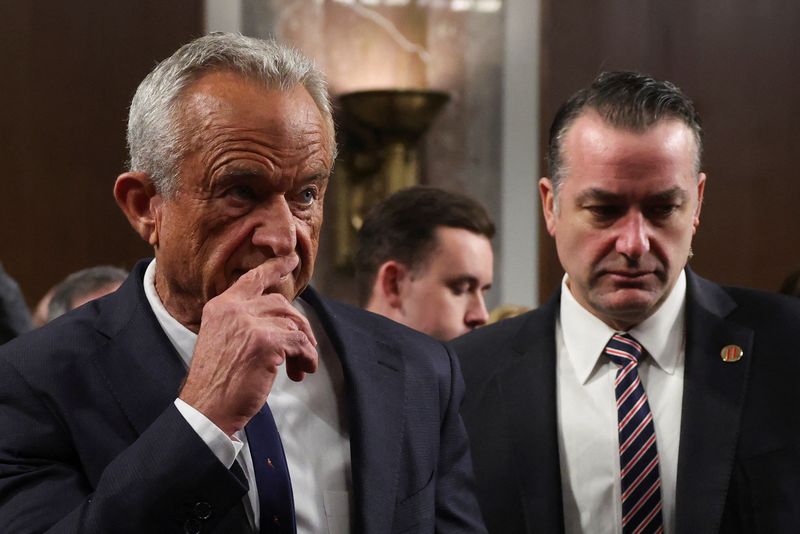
[174,398,244,469]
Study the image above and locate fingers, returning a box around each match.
[269,329,319,383]
[227,255,300,298]
[287,313,317,348]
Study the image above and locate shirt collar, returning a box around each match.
[559,270,687,385]
[143,259,196,368]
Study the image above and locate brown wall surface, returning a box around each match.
[539,0,800,301]
[0,1,203,306]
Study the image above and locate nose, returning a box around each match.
[616,211,650,260]
[464,292,490,330]
[251,196,297,257]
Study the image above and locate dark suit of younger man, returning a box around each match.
[453,269,800,533]
[0,260,486,533]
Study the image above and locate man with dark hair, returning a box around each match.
[355,186,495,341]
[0,34,486,533]
[454,71,800,533]
[45,265,128,322]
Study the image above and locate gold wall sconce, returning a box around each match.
[333,89,450,268]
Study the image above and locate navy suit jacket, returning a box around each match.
[452,270,800,533]
[0,260,486,533]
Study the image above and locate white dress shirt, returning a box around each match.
[556,271,686,534]
[142,260,352,533]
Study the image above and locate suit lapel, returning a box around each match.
[90,260,187,436]
[499,293,565,533]
[301,288,405,534]
[675,271,753,534]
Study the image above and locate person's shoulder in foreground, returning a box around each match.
[0,268,487,533]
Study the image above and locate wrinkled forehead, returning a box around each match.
[174,71,335,162]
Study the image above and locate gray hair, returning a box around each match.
[547,71,703,198]
[127,32,336,196]
[47,266,128,322]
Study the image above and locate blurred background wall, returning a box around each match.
[2,0,798,310]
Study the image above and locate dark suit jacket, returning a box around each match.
[0,260,486,533]
[452,270,800,533]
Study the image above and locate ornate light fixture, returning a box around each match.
[333,89,450,267]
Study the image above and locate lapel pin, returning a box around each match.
[720,344,744,362]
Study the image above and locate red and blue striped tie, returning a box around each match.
[605,333,664,534]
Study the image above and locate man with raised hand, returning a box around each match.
[0,34,485,534]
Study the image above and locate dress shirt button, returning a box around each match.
[183,517,202,534]
[193,501,212,520]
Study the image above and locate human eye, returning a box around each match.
[448,279,474,297]
[293,185,319,208]
[585,204,624,221]
[645,204,681,220]
[224,184,258,203]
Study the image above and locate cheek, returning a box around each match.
[201,219,259,275]
[296,215,322,253]
[558,227,609,265]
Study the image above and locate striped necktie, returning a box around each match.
[604,333,664,534]
[244,404,296,533]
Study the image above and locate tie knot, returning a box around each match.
[604,333,643,367]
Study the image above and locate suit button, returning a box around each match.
[193,501,212,520]
[184,517,202,534]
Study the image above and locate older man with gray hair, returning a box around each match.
[0,33,485,534]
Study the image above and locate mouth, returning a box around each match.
[229,260,301,294]
[599,270,657,286]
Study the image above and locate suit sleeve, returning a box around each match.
[0,357,248,534]
[434,344,488,533]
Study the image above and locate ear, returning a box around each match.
[374,260,409,310]
[539,177,558,236]
[692,172,707,234]
[113,172,162,247]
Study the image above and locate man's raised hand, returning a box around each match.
[179,255,318,436]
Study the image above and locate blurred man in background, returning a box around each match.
[355,186,495,341]
[45,265,128,322]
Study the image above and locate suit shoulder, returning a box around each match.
[451,310,534,356]
[723,285,800,327]
[0,304,105,375]
[314,296,455,370]
[318,297,443,344]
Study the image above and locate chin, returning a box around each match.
[606,301,659,326]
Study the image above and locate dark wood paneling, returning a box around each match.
[539,0,800,301]
[0,1,203,305]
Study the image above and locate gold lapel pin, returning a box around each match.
[720,344,744,362]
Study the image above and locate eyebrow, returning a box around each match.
[646,187,689,204]
[574,186,689,205]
